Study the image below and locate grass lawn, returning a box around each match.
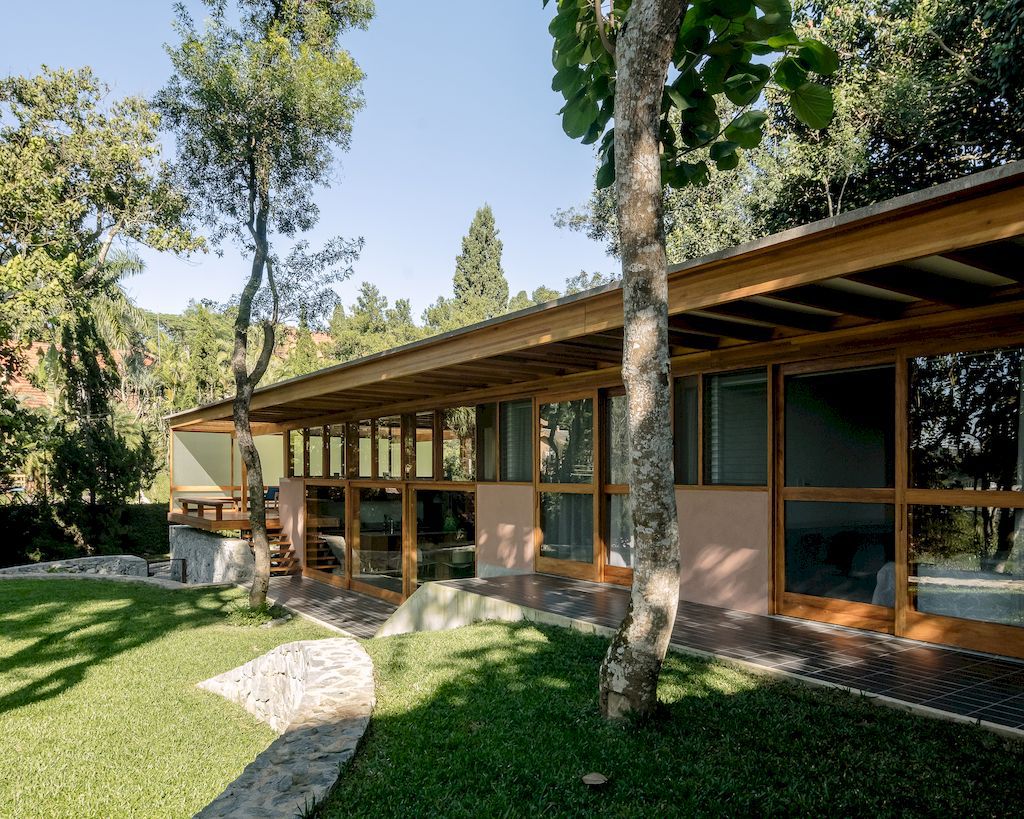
[323,622,1024,818]
[0,578,332,819]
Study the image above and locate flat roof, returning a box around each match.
[169,160,1024,431]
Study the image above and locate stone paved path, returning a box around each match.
[195,638,374,818]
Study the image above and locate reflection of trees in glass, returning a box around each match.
[540,400,594,483]
[910,347,1024,565]
[443,407,476,481]
[912,505,1021,571]
[607,395,629,485]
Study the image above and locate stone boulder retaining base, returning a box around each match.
[0,554,148,577]
[196,638,375,818]
[169,525,254,585]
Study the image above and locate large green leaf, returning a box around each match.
[774,55,808,92]
[798,40,840,76]
[709,139,741,170]
[723,64,771,105]
[561,91,599,139]
[724,109,768,148]
[790,81,834,128]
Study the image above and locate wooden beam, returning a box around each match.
[770,284,906,321]
[939,241,1024,282]
[701,300,835,332]
[849,266,986,307]
[668,313,774,342]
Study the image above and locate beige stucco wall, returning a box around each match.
[677,488,770,615]
[476,484,534,577]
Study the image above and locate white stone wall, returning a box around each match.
[169,526,254,584]
[0,555,148,576]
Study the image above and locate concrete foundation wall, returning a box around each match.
[476,484,534,578]
[169,525,254,584]
[677,488,770,615]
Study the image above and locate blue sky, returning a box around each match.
[4,1,613,318]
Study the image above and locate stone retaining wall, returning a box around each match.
[169,526,253,584]
[196,638,374,818]
[0,555,148,577]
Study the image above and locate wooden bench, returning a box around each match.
[177,495,237,521]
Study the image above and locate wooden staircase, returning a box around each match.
[305,536,343,573]
[268,532,300,576]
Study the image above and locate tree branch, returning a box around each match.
[594,0,615,58]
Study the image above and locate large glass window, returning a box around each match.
[357,420,373,478]
[703,369,767,486]
[352,487,403,595]
[290,429,303,477]
[500,399,533,482]
[328,424,345,478]
[415,490,476,585]
[476,404,497,482]
[786,366,895,488]
[607,394,628,485]
[539,493,593,563]
[539,399,594,484]
[910,505,1024,628]
[909,346,1024,492]
[442,407,476,481]
[415,412,434,479]
[304,484,346,576]
[784,501,896,605]
[673,375,699,485]
[308,427,324,478]
[376,416,402,480]
[607,494,634,569]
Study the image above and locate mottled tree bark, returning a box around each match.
[232,201,277,610]
[598,0,683,720]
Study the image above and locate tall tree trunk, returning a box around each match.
[232,205,275,609]
[598,0,683,720]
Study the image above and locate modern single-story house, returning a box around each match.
[167,161,1024,661]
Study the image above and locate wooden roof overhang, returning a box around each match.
[168,161,1024,434]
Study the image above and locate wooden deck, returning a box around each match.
[266,575,397,639]
[166,509,281,532]
[442,574,1024,733]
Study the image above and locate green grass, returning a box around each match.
[0,579,332,819]
[322,622,1024,818]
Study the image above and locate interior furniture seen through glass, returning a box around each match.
[353,487,403,594]
[304,484,346,576]
[673,375,699,485]
[910,504,1024,627]
[539,398,594,484]
[500,399,533,482]
[415,490,476,585]
[539,492,593,563]
[703,369,767,486]
[909,346,1024,491]
[786,365,895,488]
[607,494,634,569]
[784,501,895,605]
[442,407,476,481]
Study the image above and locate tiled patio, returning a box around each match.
[442,574,1024,732]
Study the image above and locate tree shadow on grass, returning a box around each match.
[0,579,240,712]
[321,621,1024,818]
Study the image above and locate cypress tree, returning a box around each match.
[452,204,508,318]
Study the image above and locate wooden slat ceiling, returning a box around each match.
[167,164,1024,431]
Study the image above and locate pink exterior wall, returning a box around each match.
[476,484,534,577]
[279,478,305,566]
[677,488,770,615]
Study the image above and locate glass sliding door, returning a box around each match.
[778,362,897,632]
[905,345,1024,654]
[414,489,476,585]
[603,392,632,584]
[537,393,598,581]
[351,485,404,601]
[304,483,347,579]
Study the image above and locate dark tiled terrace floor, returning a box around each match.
[267,575,396,639]
[443,574,1024,732]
